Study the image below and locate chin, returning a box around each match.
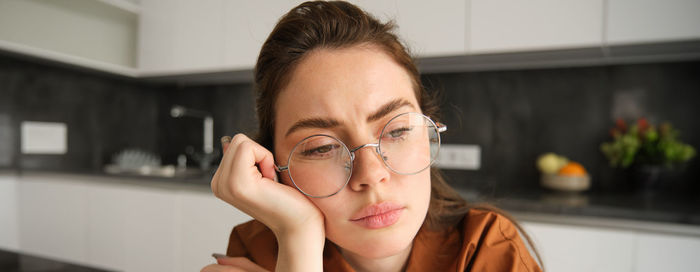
[354,234,414,258]
[327,218,422,259]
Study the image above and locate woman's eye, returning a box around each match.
[301,144,338,157]
[386,126,412,139]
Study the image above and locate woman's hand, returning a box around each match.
[213,133,323,236]
[212,134,325,271]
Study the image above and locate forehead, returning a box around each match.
[274,46,417,133]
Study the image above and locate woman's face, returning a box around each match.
[273,45,431,258]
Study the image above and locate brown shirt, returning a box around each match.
[226,209,543,271]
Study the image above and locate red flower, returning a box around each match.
[615,118,627,133]
[638,118,649,132]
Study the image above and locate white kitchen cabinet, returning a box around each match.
[139,0,467,75]
[469,0,604,54]
[17,177,90,266]
[14,173,252,272]
[352,0,467,57]
[139,0,303,74]
[179,190,252,272]
[634,232,700,272]
[0,174,19,251]
[122,184,182,272]
[606,0,700,45]
[85,182,130,271]
[222,1,302,70]
[523,220,700,272]
[0,0,138,75]
[522,221,636,272]
[138,0,227,74]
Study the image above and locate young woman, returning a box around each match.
[204,1,542,271]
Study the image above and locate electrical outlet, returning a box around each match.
[435,144,480,170]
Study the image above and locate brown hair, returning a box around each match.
[253,0,542,267]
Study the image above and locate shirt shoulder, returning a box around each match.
[226,219,278,271]
[459,209,543,272]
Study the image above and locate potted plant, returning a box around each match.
[600,118,696,193]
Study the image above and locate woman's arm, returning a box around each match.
[211,134,325,272]
[275,227,324,272]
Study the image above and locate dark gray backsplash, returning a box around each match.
[424,62,700,194]
[0,55,159,171]
[156,84,257,166]
[1,53,698,194]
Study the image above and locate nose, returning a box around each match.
[347,144,390,192]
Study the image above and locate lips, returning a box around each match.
[350,202,404,229]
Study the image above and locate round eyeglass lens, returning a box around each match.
[379,112,440,175]
[287,135,352,198]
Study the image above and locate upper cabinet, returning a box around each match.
[138,0,467,75]
[0,0,138,76]
[606,0,700,45]
[138,0,301,75]
[352,0,467,57]
[3,0,699,78]
[221,1,301,70]
[468,0,604,54]
[138,0,226,75]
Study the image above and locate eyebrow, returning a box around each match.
[284,98,415,137]
[366,98,414,123]
[284,117,341,137]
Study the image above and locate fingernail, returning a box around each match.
[220,136,232,145]
[212,253,227,259]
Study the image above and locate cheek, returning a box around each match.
[308,197,345,219]
[410,170,432,214]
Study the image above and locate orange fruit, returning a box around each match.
[558,162,587,176]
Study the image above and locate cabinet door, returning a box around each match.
[522,221,635,272]
[85,182,130,271]
[122,185,182,272]
[0,174,19,251]
[178,190,252,272]
[222,1,301,70]
[17,177,89,265]
[634,232,700,272]
[139,0,225,74]
[607,0,700,45]
[469,0,603,53]
[352,0,467,57]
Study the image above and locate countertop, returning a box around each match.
[452,185,700,236]
[5,169,700,235]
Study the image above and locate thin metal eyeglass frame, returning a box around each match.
[274,112,447,198]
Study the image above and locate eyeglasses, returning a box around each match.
[274,112,447,198]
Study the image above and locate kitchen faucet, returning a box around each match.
[170,105,217,171]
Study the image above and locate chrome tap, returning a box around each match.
[170,105,217,171]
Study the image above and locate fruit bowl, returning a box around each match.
[540,173,590,193]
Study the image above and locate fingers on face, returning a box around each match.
[240,140,276,181]
[213,133,278,199]
[215,134,248,180]
[220,135,232,152]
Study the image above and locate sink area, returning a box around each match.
[103,164,214,180]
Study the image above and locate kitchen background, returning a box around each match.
[1,0,700,272]
[1,53,699,194]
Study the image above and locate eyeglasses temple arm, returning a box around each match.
[274,165,287,172]
[436,122,447,133]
